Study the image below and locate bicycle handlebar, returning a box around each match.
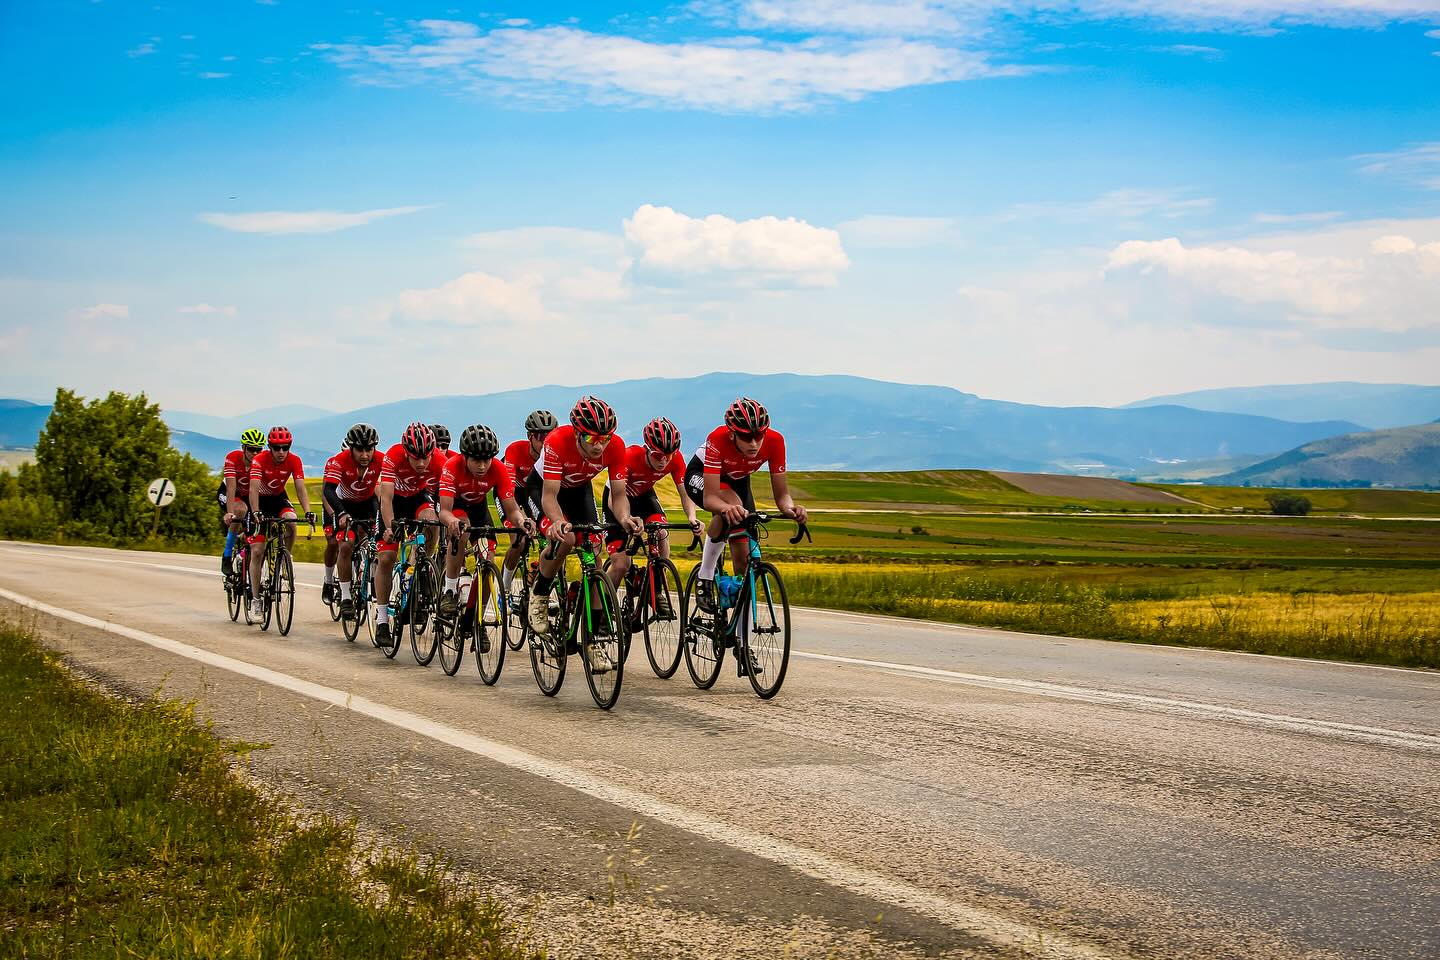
[685,511,811,550]
[465,525,526,538]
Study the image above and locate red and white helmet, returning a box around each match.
[642,417,681,455]
[724,398,769,436]
[401,421,435,458]
[570,396,617,436]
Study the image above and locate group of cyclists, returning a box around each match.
[217,395,809,677]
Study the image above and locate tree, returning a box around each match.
[1265,493,1312,516]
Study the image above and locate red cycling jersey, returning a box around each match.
[323,448,381,502]
[698,425,787,480]
[503,438,540,486]
[439,451,516,505]
[248,449,304,496]
[623,445,684,496]
[540,425,627,489]
[379,443,444,497]
[222,449,255,500]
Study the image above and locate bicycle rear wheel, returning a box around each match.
[410,562,439,666]
[437,577,465,676]
[504,568,528,652]
[225,561,241,622]
[260,544,275,632]
[682,565,724,689]
[274,552,296,636]
[582,574,626,710]
[642,558,686,679]
[473,562,507,685]
[341,553,365,642]
[738,561,791,700]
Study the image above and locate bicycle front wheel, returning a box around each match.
[581,574,626,710]
[410,563,439,666]
[260,546,275,632]
[274,552,295,636]
[738,561,791,700]
[473,562,507,685]
[528,581,567,697]
[682,565,724,689]
[341,554,365,643]
[642,558,686,679]
[225,562,241,622]
[504,570,528,652]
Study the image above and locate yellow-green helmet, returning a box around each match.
[240,427,264,448]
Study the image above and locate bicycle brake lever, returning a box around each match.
[789,522,811,545]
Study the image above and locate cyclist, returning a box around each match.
[684,398,807,673]
[246,426,316,622]
[603,417,704,612]
[320,436,347,603]
[524,396,642,673]
[430,424,451,457]
[323,423,383,621]
[218,427,264,577]
[374,422,445,647]
[436,424,534,626]
[500,409,556,595]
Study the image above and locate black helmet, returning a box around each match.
[345,422,379,450]
[524,409,559,434]
[429,424,451,449]
[459,424,500,459]
[570,396,617,436]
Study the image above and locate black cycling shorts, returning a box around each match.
[452,499,494,536]
[390,492,436,522]
[601,487,665,549]
[522,471,600,531]
[329,497,377,527]
[255,494,295,518]
[684,455,754,513]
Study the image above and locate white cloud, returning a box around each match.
[739,0,970,35]
[392,271,546,326]
[1355,142,1440,191]
[315,21,1018,111]
[1103,220,1440,334]
[198,72,231,79]
[1428,28,1440,37]
[1001,188,1215,223]
[1253,211,1343,224]
[837,215,958,247]
[178,303,238,316]
[624,204,850,286]
[127,42,157,58]
[73,303,130,321]
[198,205,431,234]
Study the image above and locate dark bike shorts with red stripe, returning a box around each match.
[684,455,755,514]
[601,488,665,551]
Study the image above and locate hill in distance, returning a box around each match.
[275,373,1364,474]
[164,403,335,439]
[1215,422,1440,490]
[1126,382,1440,430]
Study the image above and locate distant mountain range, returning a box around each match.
[1126,382,1440,430]
[168,372,1362,474]
[1215,421,1440,489]
[3,375,1415,480]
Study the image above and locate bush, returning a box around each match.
[1265,493,1312,516]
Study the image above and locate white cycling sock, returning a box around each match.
[325,564,335,582]
[501,563,516,589]
[445,576,459,594]
[376,606,389,624]
[698,536,723,580]
[339,581,352,600]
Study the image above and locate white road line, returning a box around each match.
[0,585,1116,960]
[4,543,1437,751]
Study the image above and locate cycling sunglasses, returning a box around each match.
[242,444,263,455]
[730,428,766,443]
[578,431,613,446]
[269,444,291,454]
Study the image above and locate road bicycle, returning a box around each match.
[606,521,697,679]
[253,515,314,636]
[434,524,524,683]
[372,518,440,661]
[528,522,629,710]
[682,512,808,700]
[224,521,253,623]
[339,518,379,645]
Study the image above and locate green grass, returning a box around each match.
[1144,483,1440,516]
[0,621,543,960]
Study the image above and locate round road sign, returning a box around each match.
[147,477,177,507]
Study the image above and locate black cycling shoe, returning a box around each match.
[321,582,335,603]
[221,555,231,576]
[375,622,391,645]
[339,598,355,620]
[694,579,717,613]
[737,650,763,677]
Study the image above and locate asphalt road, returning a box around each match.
[2,540,1437,959]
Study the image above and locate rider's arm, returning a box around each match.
[323,482,346,518]
[224,476,239,517]
[379,481,396,533]
[540,478,566,529]
[499,494,527,530]
[673,473,700,526]
[438,494,460,530]
[292,463,313,516]
[770,473,807,523]
[702,473,730,514]
[608,476,636,528]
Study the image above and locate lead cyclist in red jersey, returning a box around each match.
[436,424,534,620]
[499,409,557,595]
[683,397,807,618]
[373,422,446,647]
[219,427,264,577]
[524,397,642,669]
[246,426,316,621]
[603,417,703,572]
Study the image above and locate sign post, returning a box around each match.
[147,477,176,538]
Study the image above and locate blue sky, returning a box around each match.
[2,1,1438,414]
